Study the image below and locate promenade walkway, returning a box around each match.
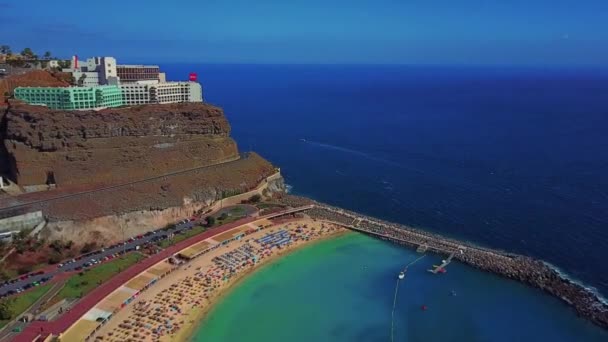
[13,205,312,342]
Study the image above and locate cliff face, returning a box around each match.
[0,70,73,176]
[0,108,9,177]
[39,166,284,244]
[3,102,239,188]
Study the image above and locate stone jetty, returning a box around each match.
[277,195,608,329]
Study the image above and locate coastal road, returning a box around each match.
[0,279,66,341]
[12,215,262,342]
[0,153,246,216]
[0,204,258,297]
[11,205,314,342]
[1,214,206,297]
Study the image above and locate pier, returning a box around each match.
[429,251,458,274]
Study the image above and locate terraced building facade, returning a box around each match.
[14,86,124,110]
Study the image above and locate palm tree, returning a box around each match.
[44,51,52,60]
[21,47,36,60]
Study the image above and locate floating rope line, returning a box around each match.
[391,278,401,342]
[390,254,426,342]
[404,254,426,271]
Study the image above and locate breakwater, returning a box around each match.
[276,195,608,329]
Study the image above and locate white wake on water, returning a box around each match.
[299,139,425,174]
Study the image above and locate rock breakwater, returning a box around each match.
[276,195,608,329]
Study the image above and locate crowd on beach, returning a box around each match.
[93,218,344,342]
[275,194,608,329]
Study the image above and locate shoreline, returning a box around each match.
[276,195,608,329]
[92,217,349,342]
[55,198,608,341]
[174,230,350,342]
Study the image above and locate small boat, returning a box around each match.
[398,271,405,279]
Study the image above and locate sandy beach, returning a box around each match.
[92,217,346,342]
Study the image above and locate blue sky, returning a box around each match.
[1,0,607,65]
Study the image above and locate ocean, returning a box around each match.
[192,234,607,341]
[160,64,608,339]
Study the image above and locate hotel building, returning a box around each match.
[120,81,203,105]
[65,56,119,86]
[116,65,162,83]
[14,86,124,110]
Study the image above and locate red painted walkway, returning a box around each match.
[13,216,258,342]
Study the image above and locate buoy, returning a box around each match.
[421,305,428,311]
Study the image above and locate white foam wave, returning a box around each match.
[543,261,608,307]
[285,184,293,194]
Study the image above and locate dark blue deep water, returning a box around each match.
[164,64,608,297]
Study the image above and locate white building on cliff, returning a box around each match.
[60,55,203,105]
[120,81,202,105]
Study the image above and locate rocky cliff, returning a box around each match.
[0,70,72,176]
[2,101,239,188]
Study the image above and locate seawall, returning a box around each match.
[0,210,43,233]
[276,195,608,330]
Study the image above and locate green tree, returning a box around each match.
[0,268,10,281]
[0,299,12,320]
[49,240,63,253]
[17,265,33,275]
[20,47,35,59]
[80,242,97,254]
[206,216,216,227]
[48,252,62,265]
[16,229,29,240]
[43,51,52,59]
[77,74,87,86]
[57,60,71,69]
[0,45,10,54]
[6,55,25,67]
[249,194,262,203]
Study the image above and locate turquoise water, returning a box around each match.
[192,233,607,341]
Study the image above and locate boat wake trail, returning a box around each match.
[300,139,425,174]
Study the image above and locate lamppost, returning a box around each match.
[119,222,125,257]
